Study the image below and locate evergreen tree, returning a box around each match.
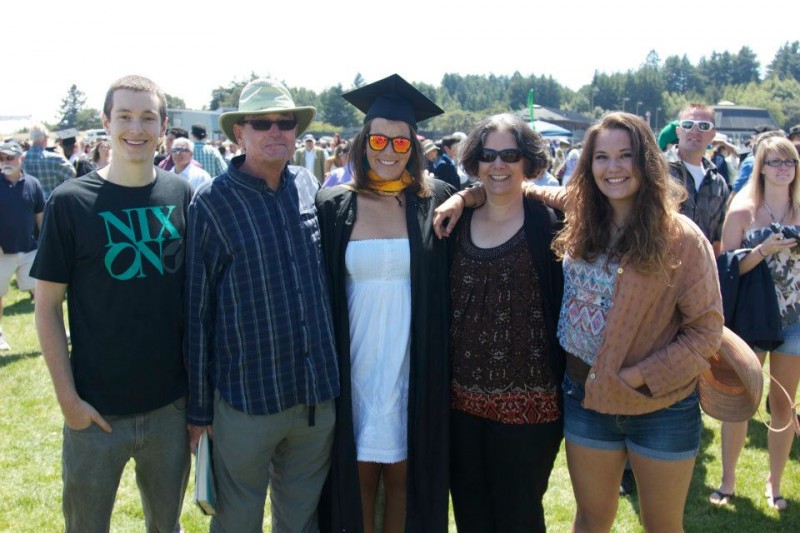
[166,94,186,109]
[663,55,702,94]
[209,73,259,110]
[731,46,761,85]
[74,109,102,131]
[767,41,800,80]
[57,85,87,129]
[319,84,358,127]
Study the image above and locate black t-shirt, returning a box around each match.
[31,169,192,415]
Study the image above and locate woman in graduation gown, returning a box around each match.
[316,74,453,533]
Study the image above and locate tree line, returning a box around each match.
[54,42,800,137]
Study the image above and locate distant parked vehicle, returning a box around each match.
[83,128,108,143]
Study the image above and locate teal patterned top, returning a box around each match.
[558,254,620,365]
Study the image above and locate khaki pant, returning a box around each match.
[210,392,335,533]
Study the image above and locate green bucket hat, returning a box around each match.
[218,78,316,143]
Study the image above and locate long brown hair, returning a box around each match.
[552,112,687,274]
[350,118,430,197]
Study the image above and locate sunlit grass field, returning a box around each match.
[1,282,798,532]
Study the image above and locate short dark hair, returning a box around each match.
[168,127,189,139]
[460,113,550,178]
[441,135,460,150]
[753,124,779,135]
[191,124,207,140]
[103,75,167,121]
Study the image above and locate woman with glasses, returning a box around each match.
[435,112,723,532]
[316,74,452,533]
[712,136,800,511]
[447,113,565,532]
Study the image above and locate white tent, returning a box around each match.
[528,120,571,138]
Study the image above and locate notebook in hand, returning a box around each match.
[194,430,217,516]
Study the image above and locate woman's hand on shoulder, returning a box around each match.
[433,184,486,238]
[523,183,567,211]
[433,192,465,239]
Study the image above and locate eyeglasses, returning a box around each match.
[679,120,715,132]
[170,148,190,154]
[238,119,297,131]
[477,148,523,163]
[765,159,799,168]
[368,134,412,154]
[0,155,18,162]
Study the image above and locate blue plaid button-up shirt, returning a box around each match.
[23,146,76,197]
[192,141,227,177]
[185,157,339,425]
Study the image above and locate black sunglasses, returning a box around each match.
[238,119,297,131]
[477,148,523,163]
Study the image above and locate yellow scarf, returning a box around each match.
[366,169,414,193]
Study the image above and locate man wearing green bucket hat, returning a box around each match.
[186,77,339,531]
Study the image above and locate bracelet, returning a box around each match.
[756,246,767,258]
[454,190,468,206]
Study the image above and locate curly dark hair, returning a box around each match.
[459,113,550,179]
[552,112,687,275]
[349,118,430,197]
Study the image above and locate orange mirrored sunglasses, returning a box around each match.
[368,134,412,154]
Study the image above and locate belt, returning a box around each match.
[566,353,591,384]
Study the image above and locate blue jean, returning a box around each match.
[756,321,800,355]
[61,397,190,533]
[562,375,701,461]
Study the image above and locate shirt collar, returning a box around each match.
[227,154,293,192]
[1,173,25,186]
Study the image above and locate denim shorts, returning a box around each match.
[562,374,701,461]
[755,321,800,356]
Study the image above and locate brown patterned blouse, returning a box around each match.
[449,212,561,424]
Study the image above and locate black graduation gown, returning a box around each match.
[316,181,453,533]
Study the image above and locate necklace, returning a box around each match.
[764,201,788,224]
[610,219,624,234]
[369,189,403,206]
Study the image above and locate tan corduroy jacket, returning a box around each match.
[531,186,724,414]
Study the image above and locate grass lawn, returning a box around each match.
[1,282,798,532]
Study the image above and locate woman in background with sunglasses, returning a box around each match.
[435,112,723,532]
[316,74,453,533]
[712,136,800,511]
[447,113,565,532]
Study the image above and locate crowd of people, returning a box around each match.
[1,70,799,533]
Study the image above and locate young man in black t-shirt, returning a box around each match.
[32,75,192,532]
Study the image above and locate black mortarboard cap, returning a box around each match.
[341,74,444,130]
